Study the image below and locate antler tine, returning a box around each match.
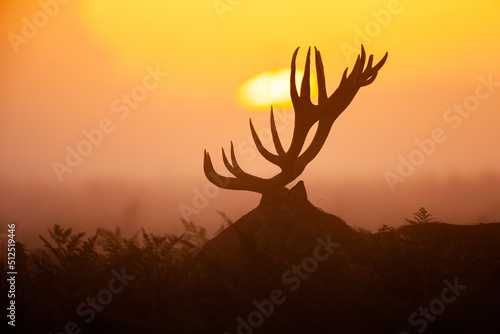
[299,47,312,103]
[270,107,286,156]
[249,119,281,165]
[345,54,362,86]
[359,52,388,86]
[221,146,236,175]
[290,47,300,105]
[285,46,328,160]
[205,150,267,191]
[221,143,269,185]
[340,67,348,83]
[357,44,366,76]
[366,54,374,72]
[345,45,369,82]
[203,149,214,174]
[314,47,328,105]
[203,150,232,188]
[342,46,387,87]
[373,52,388,71]
[229,141,253,179]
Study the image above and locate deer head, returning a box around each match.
[204,45,387,196]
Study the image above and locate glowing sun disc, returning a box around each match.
[238,68,318,110]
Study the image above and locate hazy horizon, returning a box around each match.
[2,171,499,248]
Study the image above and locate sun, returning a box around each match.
[238,68,318,110]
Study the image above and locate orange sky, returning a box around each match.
[1,0,499,245]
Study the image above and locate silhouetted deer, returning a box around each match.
[204,46,387,200]
[194,47,388,332]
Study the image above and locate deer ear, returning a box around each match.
[286,181,308,207]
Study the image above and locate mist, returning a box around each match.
[2,172,498,248]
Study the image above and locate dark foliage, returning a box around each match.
[1,222,208,334]
[405,207,441,225]
[2,209,500,334]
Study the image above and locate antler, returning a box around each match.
[204,45,388,194]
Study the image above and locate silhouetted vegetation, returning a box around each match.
[1,221,209,334]
[405,207,441,224]
[3,208,500,333]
